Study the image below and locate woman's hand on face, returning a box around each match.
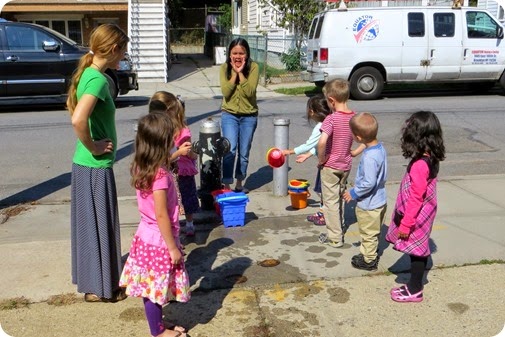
[232,57,245,74]
[92,138,113,155]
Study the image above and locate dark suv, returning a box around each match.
[0,20,138,101]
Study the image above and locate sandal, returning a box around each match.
[313,215,326,226]
[390,286,423,303]
[84,293,103,303]
[390,285,407,295]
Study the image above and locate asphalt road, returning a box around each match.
[1,93,505,206]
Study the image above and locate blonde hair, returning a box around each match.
[350,112,378,143]
[149,91,186,135]
[66,24,129,114]
[323,79,350,103]
[131,113,175,192]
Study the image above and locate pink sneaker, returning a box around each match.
[391,286,423,303]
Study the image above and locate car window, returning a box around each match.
[466,11,500,38]
[5,25,58,51]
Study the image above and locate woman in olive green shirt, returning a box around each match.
[220,38,259,193]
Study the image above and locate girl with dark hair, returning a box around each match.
[220,38,259,193]
[386,110,446,303]
[281,94,332,225]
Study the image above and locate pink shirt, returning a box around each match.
[135,167,180,247]
[174,127,198,176]
[320,110,355,171]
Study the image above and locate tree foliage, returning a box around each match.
[258,0,326,49]
[217,3,232,32]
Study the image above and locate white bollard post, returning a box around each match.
[273,118,290,196]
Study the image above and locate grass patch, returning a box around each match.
[119,307,145,322]
[472,259,504,265]
[47,293,80,306]
[0,297,30,310]
[257,62,289,78]
[273,86,322,96]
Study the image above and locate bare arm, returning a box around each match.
[153,189,182,264]
[71,94,113,155]
[351,143,366,157]
[317,133,329,166]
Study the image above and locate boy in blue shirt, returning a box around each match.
[343,112,387,271]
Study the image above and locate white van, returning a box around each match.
[301,6,505,100]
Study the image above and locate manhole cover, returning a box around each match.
[225,274,248,284]
[258,259,280,267]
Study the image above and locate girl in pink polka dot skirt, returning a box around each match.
[120,113,190,337]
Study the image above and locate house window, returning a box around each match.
[20,19,83,44]
[257,5,261,29]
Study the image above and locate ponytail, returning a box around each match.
[66,53,93,114]
[66,24,129,114]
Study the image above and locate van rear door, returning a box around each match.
[460,10,504,81]
[426,10,462,80]
[401,11,430,80]
[306,13,324,70]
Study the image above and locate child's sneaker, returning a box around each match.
[184,223,195,236]
[307,211,323,223]
[351,254,378,271]
[318,233,344,248]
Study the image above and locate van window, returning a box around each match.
[408,12,425,37]
[466,11,500,38]
[434,13,455,37]
[308,17,317,39]
[315,14,325,39]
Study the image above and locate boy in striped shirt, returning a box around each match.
[317,79,364,248]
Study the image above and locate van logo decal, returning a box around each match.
[353,15,380,43]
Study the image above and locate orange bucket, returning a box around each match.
[288,190,310,209]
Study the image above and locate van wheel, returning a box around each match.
[499,72,505,92]
[314,81,325,88]
[104,73,119,100]
[350,67,384,100]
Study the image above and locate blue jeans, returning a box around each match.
[221,111,258,184]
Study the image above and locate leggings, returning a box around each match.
[143,298,165,336]
[407,255,429,293]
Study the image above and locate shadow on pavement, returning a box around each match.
[164,237,253,330]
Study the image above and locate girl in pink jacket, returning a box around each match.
[386,110,445,303]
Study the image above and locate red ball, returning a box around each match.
[266,147,285,168]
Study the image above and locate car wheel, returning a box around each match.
[349,67,384,100]
[314,81,325,88]
[104,73,118,100]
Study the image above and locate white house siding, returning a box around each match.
[129,0,169,82]
[478,0,504,22]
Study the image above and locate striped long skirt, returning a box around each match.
[70,164,122,299]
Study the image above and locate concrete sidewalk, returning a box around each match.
[120,53,301,101]
[1,54,504,336]
[0,175,504,337]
